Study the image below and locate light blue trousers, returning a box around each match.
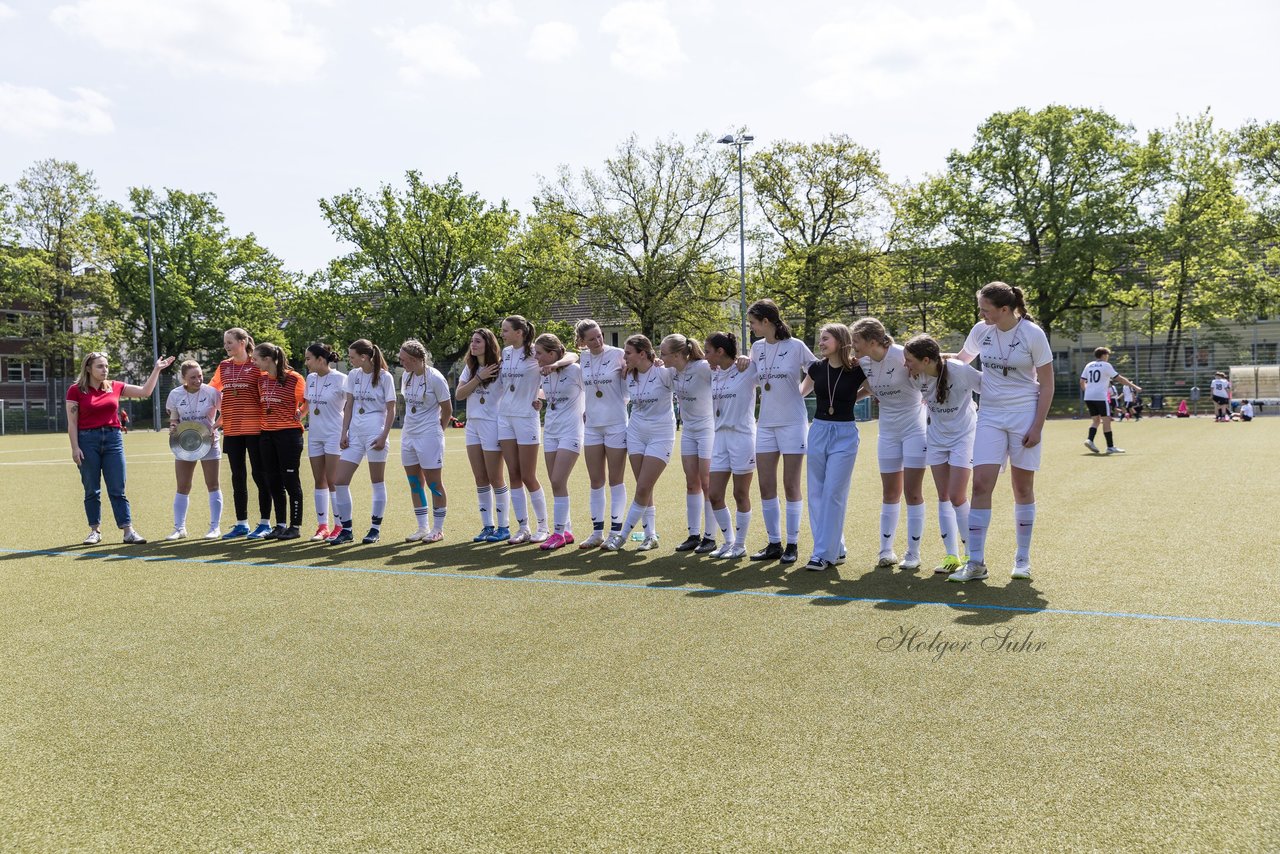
[806,419,859,562]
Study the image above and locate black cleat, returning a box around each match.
[750,541,783,561]
[674,535,703,552]
[263,525,286,540]
[780,543,799,564]
[693,536,718,554]
[278,526,300,540]
[361,528,380,544]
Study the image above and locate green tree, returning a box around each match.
[537,134,737,340]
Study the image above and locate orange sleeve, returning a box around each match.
[293,371,305,414]
[209,363,224,391]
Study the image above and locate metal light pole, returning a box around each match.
[133,214,161,430]
[718,132,753,345]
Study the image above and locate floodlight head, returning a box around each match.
[717,134,735,144]
[742,135,754,143]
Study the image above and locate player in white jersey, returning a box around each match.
[1080,347,1141,455]
[851,317,929,571]
[572,319,630,549]
[302,343,346,541]
[948,282,1054,583]
[603,335,677,551]
[499,315,565,544]
[744,299,818,565]
[705,331,757,559]
[660,334,717,554]
[903,335,982,576]
[398,339,452,544]
[532,333,585,551]
[1210,372,1232,421]
[329,339,397,545]
[164,360,224,540]
[457,328,509,544]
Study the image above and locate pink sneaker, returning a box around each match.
[562,532,575,546]
[540,532,567,551]
[422,531,444,543]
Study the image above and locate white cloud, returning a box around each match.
[0,84,113,137]
[599,2,686,80]
[49,0,327,83]
[379,23,480,82]
[527,21,579,64]
[806,0,1034,104]
[0,3,18,20]
[470,0,520,27]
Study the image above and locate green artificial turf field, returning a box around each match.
[1,418,1277,851]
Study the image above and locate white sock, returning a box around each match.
[173,492,189,528]
[259,517,270,528]
[624,501,645,535]
[371,481,387,525]
[954,501,971,555]
[553,495,569,534]
[785,500,803,545]
[1015,503,1036,564]
[937,502,958,557]
[529,488,548,531]
[590,486,606,532]
[208,490,222,529]
[968,508,992,564]
[476,486,493,528]
[762,497,780,543]
[735,510,752,548]
[686,494,701,537]
[879,502,900,554]
[906,502,925,556]
[703,496,715,538]
[414,506,429,531]
[314,489,329,526]
[432,506,446,534]
[510,486,528,528]
[493,485,509,528]
[713,506,731,542]
[335,485,353,524]
[644,505,656,538]
[609,483,627,532]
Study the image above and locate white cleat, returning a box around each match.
[724,545,747,559]
[900,553,922,570]
[203,527,221,540]
[578,530,605,549]
[876,551,899,568]
[637,534,660,551]
[1105,446,1126,455]
[508,527,532,545]
[709,542,732,558]
[601,533,627,551]
[1011,559,1033,580]
[405,530,428,542]
[1084,439,1099,454]
[530,528,550,544]
[164,527,187,542]
[948,561,989,582]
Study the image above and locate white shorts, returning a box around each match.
[972,408,1042,472]
[679,425,714,459]
[464,417,500,453]
[925,435,974,469]
[308,434,339,458]
[584,423,628,450]
[878,429,927,473]
[627,424,675,462]
[711,429,756,475]
[756,422,808,455]
[498,413,541,445]
[401,432,445,469]
[340,432,391,464]
[544,430,585,455]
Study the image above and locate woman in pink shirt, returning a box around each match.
[66,351,173,544]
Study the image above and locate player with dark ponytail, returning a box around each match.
[329,339,397,545]
[251,343,306,539]
[303,343,346,541]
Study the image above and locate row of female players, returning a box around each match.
[179,281,1051,581]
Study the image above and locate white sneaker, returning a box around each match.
[1105,446,1126,455]
[725,545,747,559]
[203,527,221,540]
[165,527,187,541]
[82,530,101,545]
[877,551,899,567]
[948,561,989,582]
[900,552,921,570]
[579,530,605,549]
[405,529,428,542]
[122,530,148,544]
[1011,559,1033,580]
[834,553,846,566]
[1084,439,1099,454]
[530,528,550,544]
[508,527,532,545]
[601,533,626,551]
[637,535,660,551]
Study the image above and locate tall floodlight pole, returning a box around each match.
[718,133,754,345]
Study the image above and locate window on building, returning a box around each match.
[6,361,22,382]
[4,401,22,411]
[1253,342,1278,362]
[28,362,45,382]
[611,332,619,347]
[29,401,45,411]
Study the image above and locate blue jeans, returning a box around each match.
[806,419,859,562]
[79,427,131,529]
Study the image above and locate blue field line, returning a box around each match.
[2,546,1278,629]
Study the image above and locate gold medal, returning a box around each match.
[550,403,556,411]
[314,407,320,415]
[595,389,603,398]
[479,397,485,405]
[358,407,365,414]
[1002,366,1009,377]
[411,406,417,413]
[828,406,835,415]
[715,409,721,418]
[764,382,772,391]
[510,384,516,392]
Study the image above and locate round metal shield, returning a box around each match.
[170,420,214,461]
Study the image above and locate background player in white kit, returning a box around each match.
[457,328,509,543]
[330,339,397,545]
[705,331,757,559]
[903,335,981,576]
[1210,371,1232,421]
[660,334,717,554]
[851,317,929,571]
[604,335,676,551]
[164,360,223,540]
[1080,347,1140,455]
[745,299,817,565]
[398,339,452,543]
[533,333,585,551]
[573,319,630,549]
[948,282,1054,583]
[302,343,346,541]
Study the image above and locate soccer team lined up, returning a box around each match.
[65,281,1055,583]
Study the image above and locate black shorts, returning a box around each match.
[1212,395,1229,406]
[1085,400,1111,417]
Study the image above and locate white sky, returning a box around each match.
[2,0,1277,273]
